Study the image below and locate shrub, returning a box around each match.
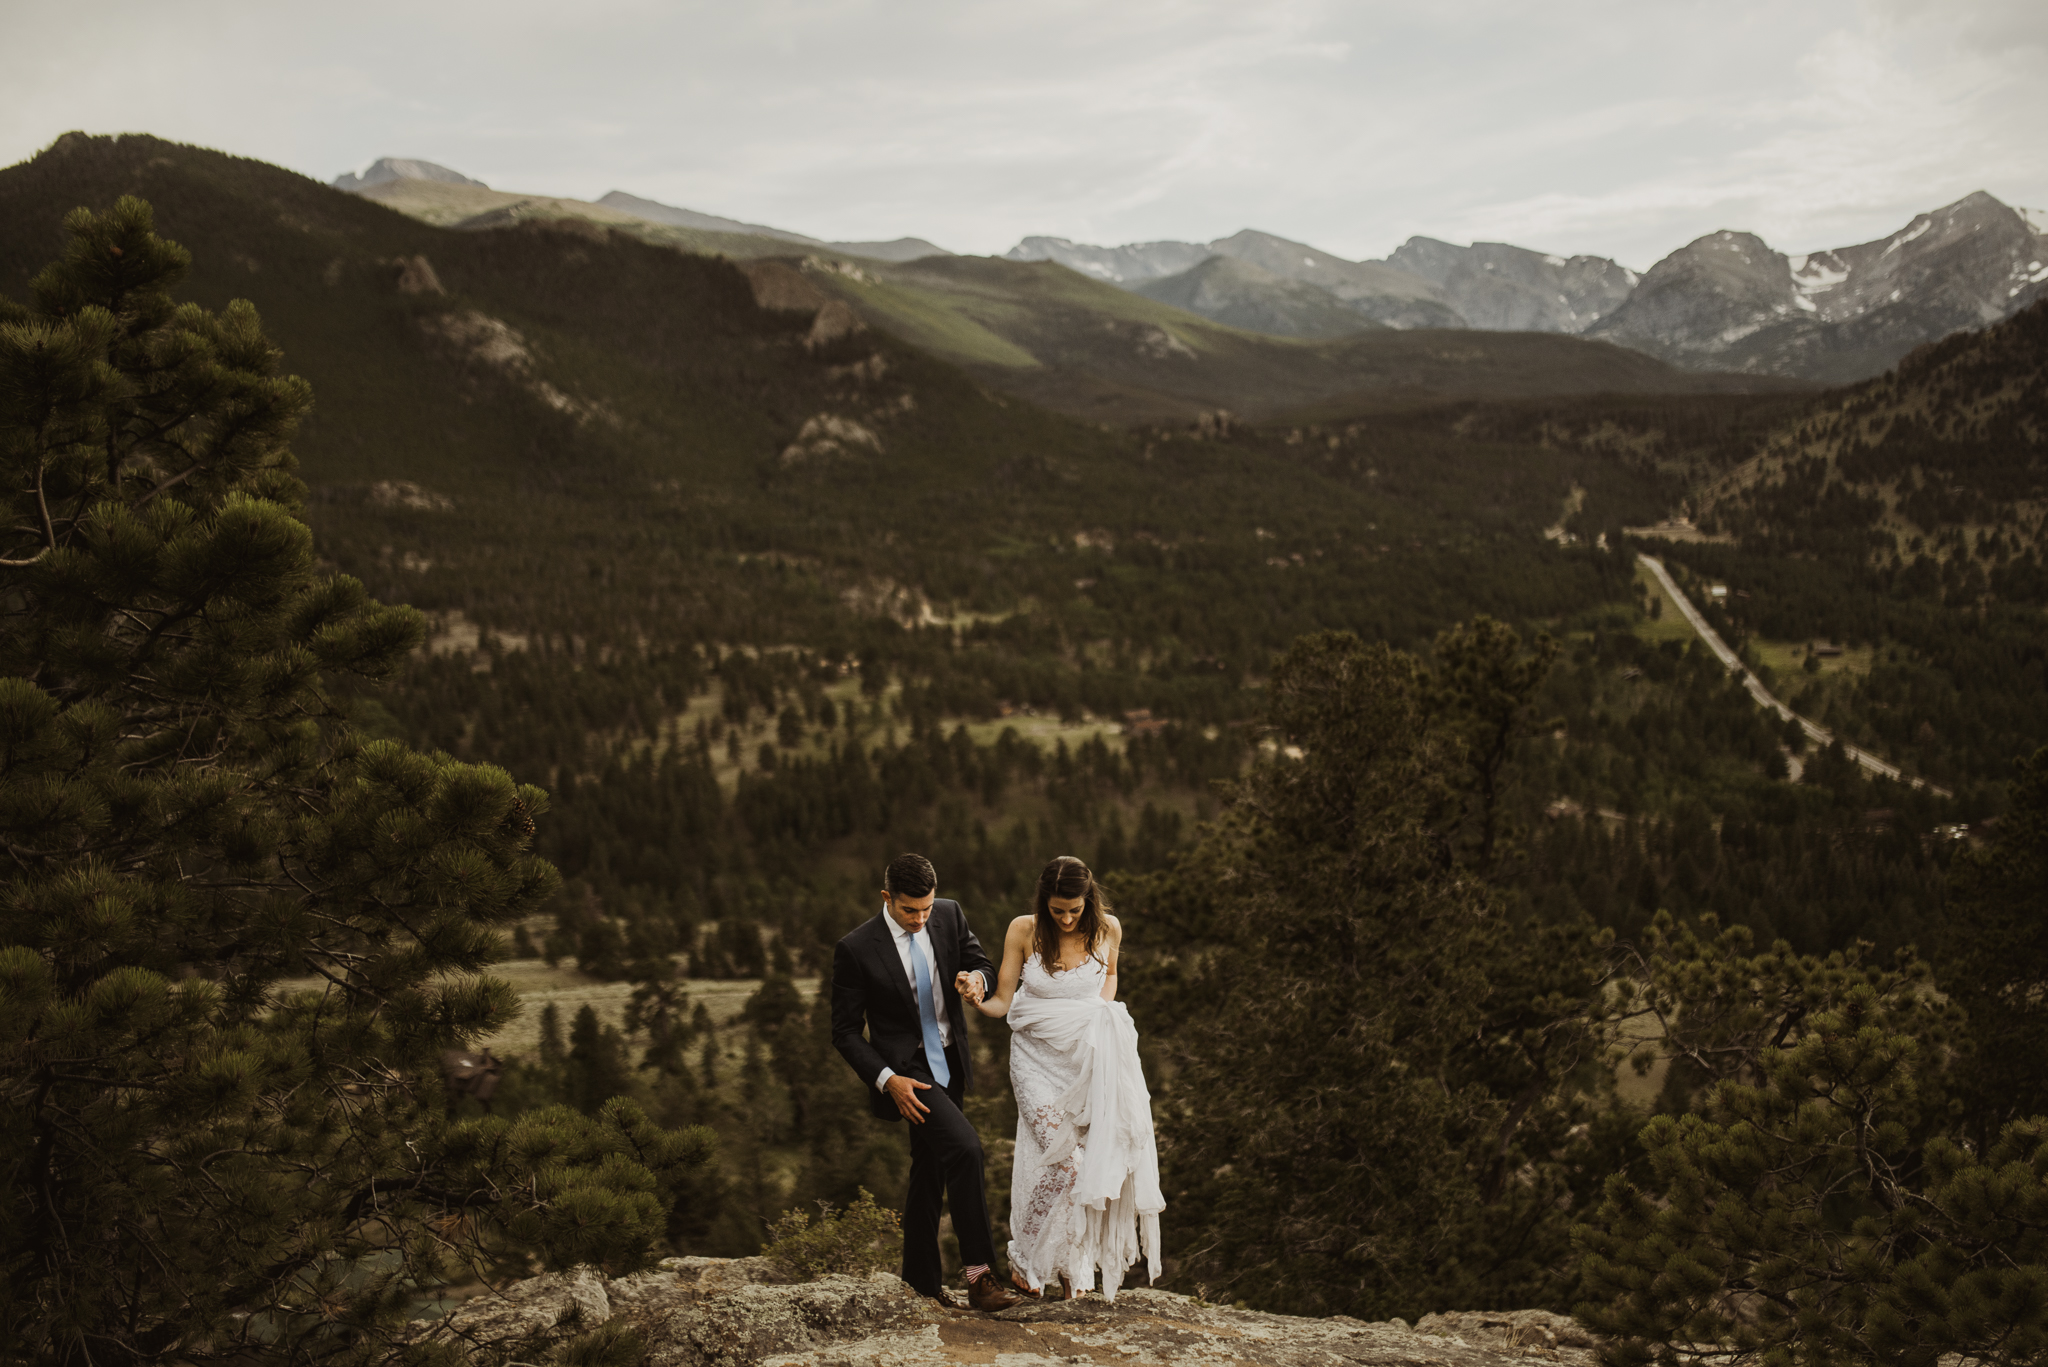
[762,1188,902,1280]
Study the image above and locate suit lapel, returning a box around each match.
[934,902,961,980]
[862,913,918,1016]
[938,904,963,1026]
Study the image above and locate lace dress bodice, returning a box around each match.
[1020,953,1106,1000]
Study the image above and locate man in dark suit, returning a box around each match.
[831,853,1020,1311]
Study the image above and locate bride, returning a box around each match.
[961,855,1163,1300]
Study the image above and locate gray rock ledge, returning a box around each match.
[407,1256,1598,1365]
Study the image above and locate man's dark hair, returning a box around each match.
[883,853,937,897]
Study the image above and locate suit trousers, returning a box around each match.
[899,1041,996,1297]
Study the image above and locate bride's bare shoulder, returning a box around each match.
[1101,912,1123,942]
[1006,914,1035,939]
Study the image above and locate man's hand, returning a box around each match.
[885,1074,933,1123]
[954,970,985,1005]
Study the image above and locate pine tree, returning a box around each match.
[567,1003,636,1114]
[1576,916,2048,1366]
[626,952,692,1077]
[1431,615,1559,877]
[743,958,809,1140]
[1154,629,1603,1319]
[1940,744,2048,1143]
[0,198,711,1361]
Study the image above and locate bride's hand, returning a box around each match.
[953,970,984,1004]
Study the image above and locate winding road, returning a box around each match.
[1636,554,1951,797]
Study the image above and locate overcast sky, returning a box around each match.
[4,0,2043,269]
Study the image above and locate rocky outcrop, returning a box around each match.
[804,300,866,351]
[417,309,611,425]
[738,260,833,314]
[391,255,445,295]
[780,412,882,465]
[409,1256,1598,1366]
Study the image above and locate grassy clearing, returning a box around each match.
[1631,563,1700,646]
[1749,638,1875,679]
[953,712,1126,752]
[1610,1010,1671,1107]
[269,959,813,1064]
[820,274,1043,369]
[622,674,1131,795]
[478,962,818,1058]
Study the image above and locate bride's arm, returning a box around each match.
[970,918,1031,1017]
[1099,914,1122,1002]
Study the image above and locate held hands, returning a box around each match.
[885,1074,932,1124]
[953,970,985,1005]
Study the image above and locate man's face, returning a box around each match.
[884,888,937,933]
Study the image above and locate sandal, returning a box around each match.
[1010,1274,1042,1299]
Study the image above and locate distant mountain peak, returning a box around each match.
[1005,236,1212,283]
[334,158,487,193]
[1383,236,1637,333]
[594,191,953,262]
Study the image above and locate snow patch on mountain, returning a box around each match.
[1789,252,1850,292]
[1884,216,1934,254]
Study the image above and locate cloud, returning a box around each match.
[0,0,2041,268]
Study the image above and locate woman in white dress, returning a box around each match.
[963,856,1163,1301]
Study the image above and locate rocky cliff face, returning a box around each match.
[407,1257,1601,1366]
[1386,237,1638,333]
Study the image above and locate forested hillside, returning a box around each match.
[1657,300,2048,790]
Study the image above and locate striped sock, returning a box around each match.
[963,1263,991,1285]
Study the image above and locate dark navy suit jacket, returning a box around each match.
[831,900,997,1121]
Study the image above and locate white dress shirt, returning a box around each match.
[873,908,992,1092]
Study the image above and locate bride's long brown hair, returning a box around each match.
[1032,856,1111,974]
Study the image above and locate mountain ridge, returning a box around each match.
[1131,255,1383,339]
[294,145,1791,424]
[1590,192,2048,383]
[327,153,2046,386]
[1011,194,2047,384]
[332,158,953,263]
[594,189,951,263]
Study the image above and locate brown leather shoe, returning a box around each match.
[967,1272,1021,1312]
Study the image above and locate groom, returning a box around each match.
[831,853,1019,1311]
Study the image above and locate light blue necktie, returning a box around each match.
[907,933,951,1088]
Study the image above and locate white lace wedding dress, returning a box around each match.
[1005,954,1164,1300]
